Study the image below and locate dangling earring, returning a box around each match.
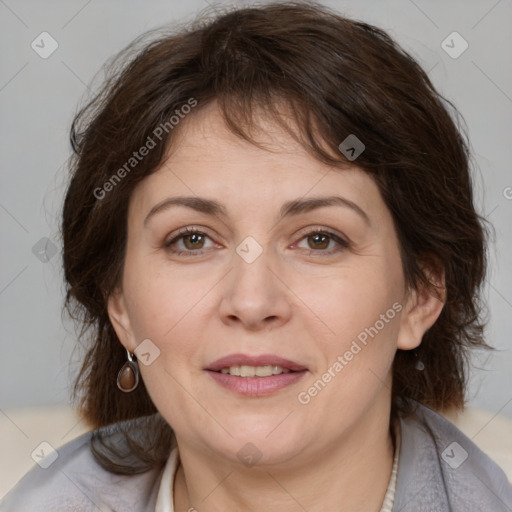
[414,349,425,371]
[117,349,140,392]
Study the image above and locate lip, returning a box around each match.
[207,371,307,397]
[204,353,308,397]
[205,353,308,372]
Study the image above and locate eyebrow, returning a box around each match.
[143,195,370,226]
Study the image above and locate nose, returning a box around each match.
[218,246,293,331]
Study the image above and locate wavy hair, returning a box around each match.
[61,0,491,474]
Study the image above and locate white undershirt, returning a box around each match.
[155,426,400,512]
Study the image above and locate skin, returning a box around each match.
[108,100,445,512]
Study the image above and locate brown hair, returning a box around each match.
[62,0,491,474]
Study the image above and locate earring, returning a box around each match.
[117,349,140,392]
[414,349,425,371]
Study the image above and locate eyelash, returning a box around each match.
[163,226,350,257]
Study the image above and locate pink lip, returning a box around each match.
[204,353,308,397]
[206,371,307,397]
[205,353,307,372]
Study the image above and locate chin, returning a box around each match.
[215,420,307,463]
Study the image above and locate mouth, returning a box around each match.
[204,354,308,396]
[205,353,307,374]
[216,365,295,377]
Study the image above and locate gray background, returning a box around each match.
[1,0,511,417]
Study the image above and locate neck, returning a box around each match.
[173,401,395,512]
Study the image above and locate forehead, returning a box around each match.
[167,100,327,166]
[128,101,384,222]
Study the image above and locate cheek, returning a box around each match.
[121,257,210,391]
[301,277,400,412]
[122,252,196,339]
[307,264,402,343]
[297,257,403,408]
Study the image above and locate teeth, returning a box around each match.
[219,365,292,377]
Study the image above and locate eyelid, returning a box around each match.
[164,226,347,243]
[164,225,216,245]
[163,225,350,256]
[293,225,350,246]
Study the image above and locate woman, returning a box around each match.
[2,1,511,511]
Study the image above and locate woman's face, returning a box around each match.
[108,101,438,468]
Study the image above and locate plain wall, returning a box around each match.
[1,0,511,418]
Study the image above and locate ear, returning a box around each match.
[396,262,446,350]
[107,288,137,353]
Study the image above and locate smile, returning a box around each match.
[218,365,292,377]
[204,354,308,396]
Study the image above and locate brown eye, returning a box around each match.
[164,228,215,256]
[182,232,206,250]
[296,229,349,255]
[307,232,330,250]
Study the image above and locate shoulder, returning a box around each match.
[0,415,166,512]
[394,401,512,512]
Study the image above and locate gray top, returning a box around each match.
[1,401,511,511]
